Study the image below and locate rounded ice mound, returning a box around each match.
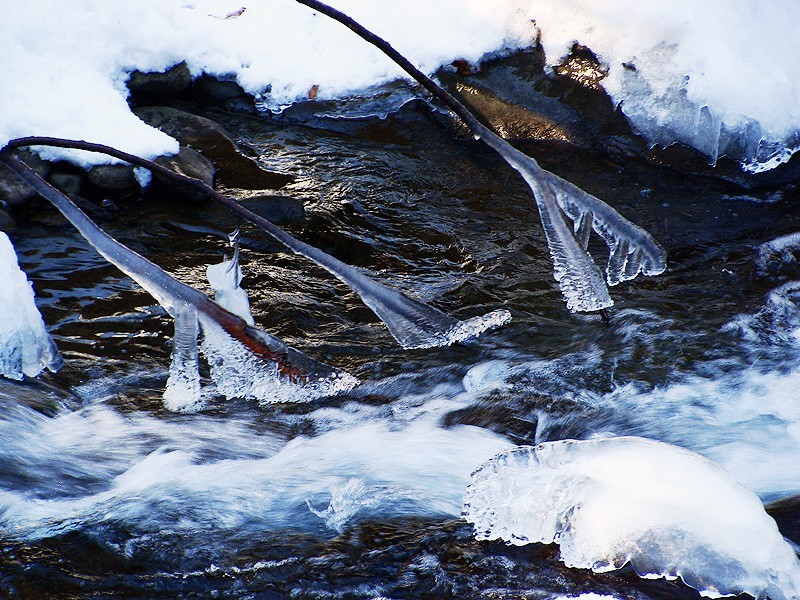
[463,436,800,599]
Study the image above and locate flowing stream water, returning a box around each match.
[2,91,800,598]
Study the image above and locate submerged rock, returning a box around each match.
[154,146,215,202]
[239,195,306,225]
[0,149,52,209]
[134,105,293,190]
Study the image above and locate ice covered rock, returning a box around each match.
[463,436,800,599]
[0,232,62,380]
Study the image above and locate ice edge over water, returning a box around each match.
[463,437,800,600]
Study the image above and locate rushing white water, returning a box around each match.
[0,232,62,381]
[0,369,511,541]
[463,437,800,599]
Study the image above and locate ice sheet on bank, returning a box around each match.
[4,1,798,172]
[0,232,62,380]
[463,436,800,600]
[523,0,800,171]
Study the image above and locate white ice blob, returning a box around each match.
[463,436,800,600]
[206,251,255,326]
[0,232,62,380]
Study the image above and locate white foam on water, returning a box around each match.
[0,397,511,540]
[0,232,62,380]
[464,436,800,600]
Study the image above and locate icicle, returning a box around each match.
[163,303,203,412]
[206,228,255,325]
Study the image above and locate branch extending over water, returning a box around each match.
[0,151,359,405]
[293,0,667,312]
[3,137,509,348]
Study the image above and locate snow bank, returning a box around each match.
[0,0,532,167]
[0,233,61,380]
[464,436,800,600]
[1,0,797,171]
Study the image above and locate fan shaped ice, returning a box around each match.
[463,436,800,600]
[476,124,665,311]
[205,232,255,326]
[0,232,62,380]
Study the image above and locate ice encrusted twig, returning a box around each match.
[1,152,358,407]
[293,0,667,312]
[4,137,510,349]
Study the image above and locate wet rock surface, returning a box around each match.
[134,105,293,190]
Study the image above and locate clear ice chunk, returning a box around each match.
[463,436,800,600]
[199,315,359,404]
[162,303,203,413]
[475,123,666,311]
[0,232,62,380]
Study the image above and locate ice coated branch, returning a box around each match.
[293,0,667,312]
[2,138,509,348]
[0,151,359,405]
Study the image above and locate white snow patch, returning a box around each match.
[4,1,797,171]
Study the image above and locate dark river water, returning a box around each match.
[2,80,800,598]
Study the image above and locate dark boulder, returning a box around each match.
[87,163,138,192]
[127,62,192,101]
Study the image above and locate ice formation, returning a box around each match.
[0,232,62,380]
[523,0,800,171]
[463,436,800,600]
[237,197,513,347]
[205,231,255,326]
[476,123,665,310]
[3,154,358,406]
[162,303,203,413]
